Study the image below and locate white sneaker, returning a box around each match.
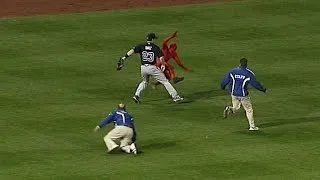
[173,95,184,102]
[130,143,137,155]
[249,126,259,131]
[223,106,230,118]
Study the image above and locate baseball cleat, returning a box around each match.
[173,77,184,84]
[223,106,230,118]
[173,95,184,103]
[249,126,259,131]
[133,96,141,103]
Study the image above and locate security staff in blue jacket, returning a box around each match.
[221,58,267,131]
[94,103,137,154]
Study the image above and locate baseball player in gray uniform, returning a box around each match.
[117,32,184,103]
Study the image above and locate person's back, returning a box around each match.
[110,109,134,128]
[221,58,266,131]
[228,66,256,97]
[134,41,162,65]
[222,63,265,97]
[98,107,135,129]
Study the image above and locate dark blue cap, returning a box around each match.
[147,32,158,40]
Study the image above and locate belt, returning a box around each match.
[118,124,133,129]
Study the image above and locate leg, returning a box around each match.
[166,63,175,80]
[151,66,183,102]
[231,95,242,113]
[166,64,184,84]
[118,127,137,154]
[134,80,148,97]
[164,68,172,80]
[152,67,171,89]
[133,66,149,103]
[241,96,258,130]
[103,128,122,152]
[153,68,177,98]
[223,95,241,118]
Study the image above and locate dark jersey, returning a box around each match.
[133,42,163,65]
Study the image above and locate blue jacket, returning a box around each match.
[98,109,135,129]
[221,66,266,97]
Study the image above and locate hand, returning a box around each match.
[173,31,178,37]
[160,65,165,72]
[94,126,100,132]
[117,58,124,71]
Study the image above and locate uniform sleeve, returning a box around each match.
[98,111,115,128]
[221,71,231,89]
[133,44,142,53]
[249,74,266,92]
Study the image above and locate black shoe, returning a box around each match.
[133,95,141,103]
[173,77,184,84]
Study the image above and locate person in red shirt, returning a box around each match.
[153,31,190,88]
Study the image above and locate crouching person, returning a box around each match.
[94,103,137,155]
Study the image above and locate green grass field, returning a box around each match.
[1,0,320,179]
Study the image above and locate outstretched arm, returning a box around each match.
[94,112,114,132]
[121,49,135,61]
[117,48,136,71]
[250,76,267,93]
[162,31,178,48]
[98,113,114,128]
[173,54,190,72]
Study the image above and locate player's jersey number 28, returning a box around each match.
[142,51,155,62]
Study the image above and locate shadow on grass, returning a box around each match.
[142,96,193,104]
[234,130,269,136]
[185,89,227,102]
[144,89,227,104]
[232,116,320,138]
[139,140,178,150]
[259,116,319,128]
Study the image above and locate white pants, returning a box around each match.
[230,95,256,127]
[103,126,133,153]
[135,64,178,98]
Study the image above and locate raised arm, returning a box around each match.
[162,31,178,48]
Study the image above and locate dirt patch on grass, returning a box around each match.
[0,0,232,17]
